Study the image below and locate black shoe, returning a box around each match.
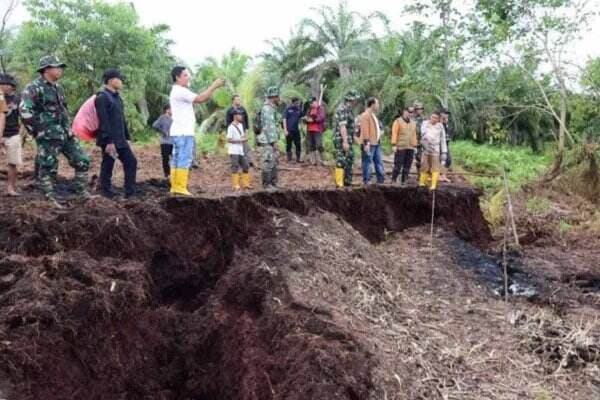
[100,190,117,199]
[124,189,144,199]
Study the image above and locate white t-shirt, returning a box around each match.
[226,122,245,155]
[169,84,197,136]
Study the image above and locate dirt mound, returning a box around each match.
[0,186,489,400]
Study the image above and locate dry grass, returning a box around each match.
[262,210,600,399]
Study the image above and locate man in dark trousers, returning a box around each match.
[152,104,173,179]
[283,97,303,163]
[225,94,253,166]
[95,68,138,198]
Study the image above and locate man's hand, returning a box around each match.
[272,142,279,152]
[0,137,5,147]
[342,140,350,152]
[441,152,448,165]
[394,146,399,153]
[105,143,117,159]
[284,130,289,137]
[213,78,225,89]
[363,142,370,154]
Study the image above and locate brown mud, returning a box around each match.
[0,145,598,399]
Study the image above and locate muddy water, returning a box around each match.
[448,238,538,299]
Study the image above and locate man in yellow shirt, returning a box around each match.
[391,107,418,185]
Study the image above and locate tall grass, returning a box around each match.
[452,140,552,192]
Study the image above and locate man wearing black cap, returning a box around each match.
[0,74,22,196]
[20,55,91,205]
[95,68,137,198]
[283,97,303,163]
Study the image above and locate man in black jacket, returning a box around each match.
[225,94,253,166]
[95,68,138,198]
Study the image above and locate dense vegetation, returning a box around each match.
[1,0,599,173]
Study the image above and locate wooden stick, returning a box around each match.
[502,214,509,302]
[430,190,436,253]
[502,168,520,247]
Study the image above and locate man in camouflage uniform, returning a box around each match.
[20,56,90,202]
[333,90,359,188]
[412,101,425,173]
[257,86,281,189]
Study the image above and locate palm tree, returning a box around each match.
[299,0,383,78]
[193,49,253,133]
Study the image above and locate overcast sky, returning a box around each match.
[8,0,600,66]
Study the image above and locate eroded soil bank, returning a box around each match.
[0,186,597,400]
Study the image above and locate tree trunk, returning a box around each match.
[338,63,351,78]
[310,69,323,99]
[558,94,567,155]
[441,0,451,108]
[137,98,150,124]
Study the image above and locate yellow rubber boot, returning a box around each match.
[171,168,192,196]
[335,168,344,188]
[169,169,179,194]
[430,172,440,190]
[418,172,428,187]
[179,168,192,195]
[241,173,253,189]
[231,173,241,190]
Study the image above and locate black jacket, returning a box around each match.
[95,88,130,148]
[225,106,249,130]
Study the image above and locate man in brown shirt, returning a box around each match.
[391,107,418,184]
[358,97,385,184]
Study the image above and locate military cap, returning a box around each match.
[37,55,67,73]
[344,90,360,101]
[265,86,280,98]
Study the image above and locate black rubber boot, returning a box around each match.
[261,171,271,189]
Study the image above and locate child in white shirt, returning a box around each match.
[227,109,252,190]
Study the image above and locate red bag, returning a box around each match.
[72,95,99,141]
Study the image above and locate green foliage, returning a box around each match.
[558,220,574,234]
[131,127,161,145]
[2,0,595,161]
[11,0,174,136]
[197,133,223,156]
[193,49,255,133]
[452,140,552,192]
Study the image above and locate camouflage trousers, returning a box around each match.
[415,145,423,173]
[36,136,90,197]
[260,144,278,187]
[335,146,355,187]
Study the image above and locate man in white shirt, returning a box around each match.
[227,109,252,190]
[169,66,224,195]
